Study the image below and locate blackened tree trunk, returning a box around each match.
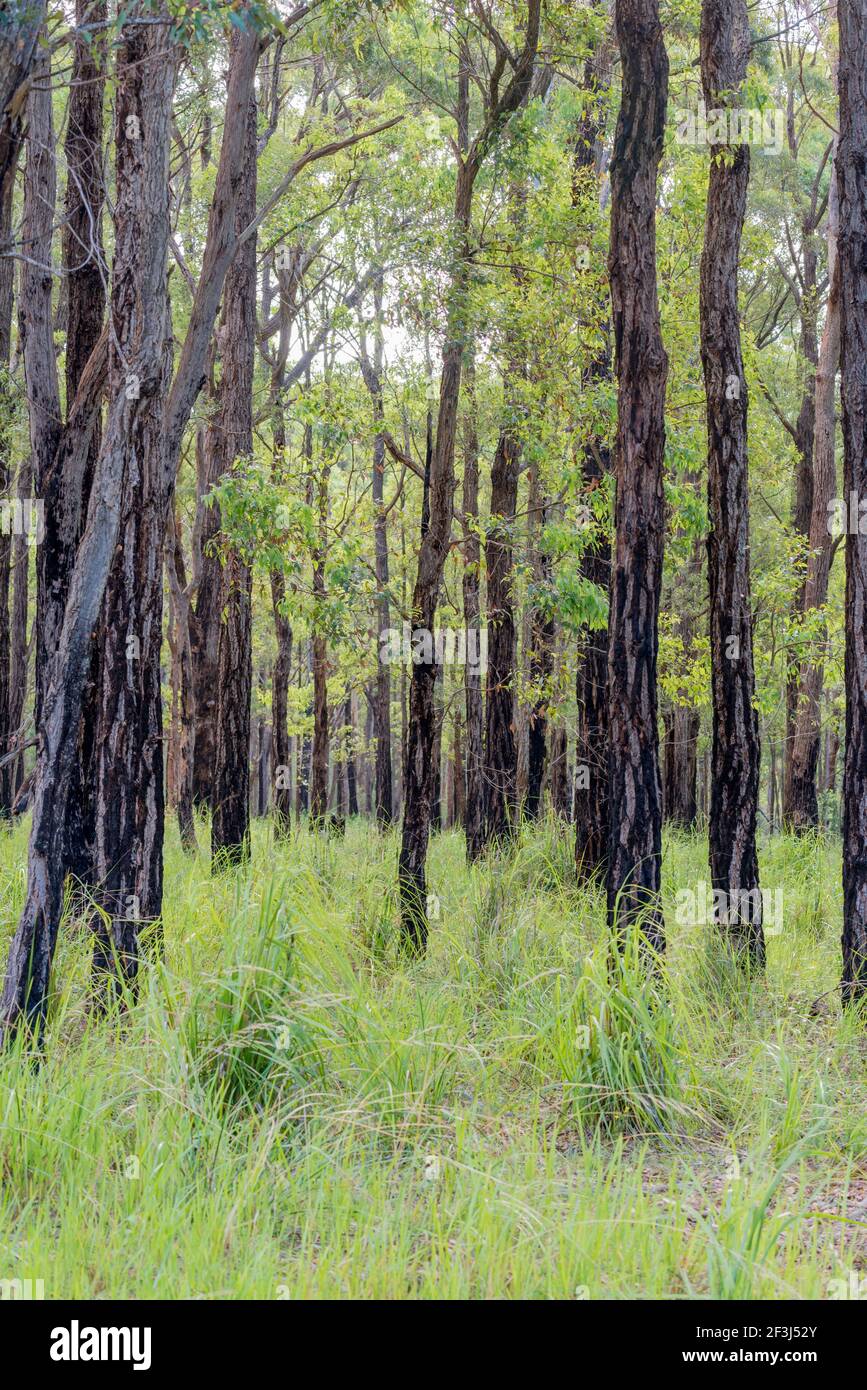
[462,351,485,860]
[574,456,611,878]
[20,55,61,732]
[662,532,702,828]
[364,275,393,826]
[2,9,176,1037]
[399,152,473,945]
[271,571,292,834]
[8,455,30,800]
[62,0,106,883]
[0,166,14,816]
[211,67,257,867]
[212,552,253,864]
[549,724,569,817]
[484,185,525,846]
[310,452,330,828]
[190,417,223,807]
[526,467,553,818]
[166,512,197,851]
[782,227,819,826]
[700,0,764,965]
[605,0,668,948]
[265,248,303,837]
[346,694,359,817]
[789,155,840,831]
[838,0,867,1002]
[573,35,613,881]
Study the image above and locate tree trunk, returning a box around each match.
[310,454,330,827]
[484,184,525,846]
[166,512,197,852]
[605,0,668,949]
[20,54,61,733]
[549,724,569,818]
[62,0,107,882]
[789,154,840,830]
[0,161,14,816]
[2,9,176,1037]
[212,62,257,867]
[8,455,30,799]
[398,6,540,947]
[271,571,292,834]
[462,351,485,860]
[662,532,702,828]
[366,275,393,826]
[190,415,223,808]
[663,705,700,827]
[0,1,44,211]
[526,467,553,819]
[573,34,613,881]
[700,0,764,965]
[839,0,867,1002]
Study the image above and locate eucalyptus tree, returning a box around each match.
[838,0,867,1002]
[699,0,764,964]
[605,0,668,948]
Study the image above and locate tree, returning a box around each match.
[461,348,485,859]
[700,0,764,965]
[605,0,669,949]
[2,3,177,1035]
[838,0,867,1002]
[788,151,840,831]
[211,43,258,867]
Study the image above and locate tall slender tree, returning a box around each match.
[211,49,258,866]
[788,153,840,831]
[461,349,485,860]
[700,0,764,964]
[605,0,668,948]
[573,31,612,881]
[838,0,867,1002]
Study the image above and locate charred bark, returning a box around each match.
[461,351,485,860]
[2,9,176,1037]
[838,0,867,1002]
[700,0,764,965]
[605,0,668,948]
[62,0,107,883]
[789,155,840,831]
[211,66,257,867]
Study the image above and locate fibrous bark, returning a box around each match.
[700,0,764,965]
[605,0,669,948]
[838,0,867,1001]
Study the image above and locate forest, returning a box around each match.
[0,0,866,1305]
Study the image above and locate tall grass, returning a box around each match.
[0,813,863,1298]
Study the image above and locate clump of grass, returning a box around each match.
[530,929,695,1137]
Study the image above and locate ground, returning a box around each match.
[0,814,865,1299]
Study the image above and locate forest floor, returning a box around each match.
[1,814,865,1299]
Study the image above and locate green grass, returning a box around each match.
[1,812,866,1299]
